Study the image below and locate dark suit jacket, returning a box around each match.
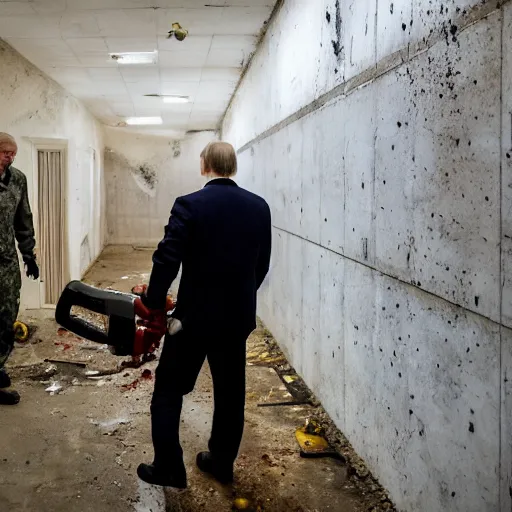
[145,178,272,335]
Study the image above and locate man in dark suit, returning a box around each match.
[137,141,272,488]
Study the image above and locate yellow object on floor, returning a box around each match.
[295,427,330,455]
[233,498,251,510]
[13,321,29,342]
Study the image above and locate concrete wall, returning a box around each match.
[104,128,217,247]
[0,40,105,310]
[222,1,512,510]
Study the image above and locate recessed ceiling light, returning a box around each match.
[110,51,158,65]
[125,117,163,126]
[163,95,189,104]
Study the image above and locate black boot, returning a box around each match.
[196,452,234,484]
[137,463,187,489]
[0,369,11,389]
[0,389,20,405]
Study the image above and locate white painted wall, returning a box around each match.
[104,128,218,247]
[0,40,105,310]
[222,1,512,511]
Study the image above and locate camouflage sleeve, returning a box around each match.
[14,173,36,258]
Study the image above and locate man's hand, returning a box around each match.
[134,298,167,337]
[133,297,167,356]
[23,255,39,280]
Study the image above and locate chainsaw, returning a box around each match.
[55,281,175,358]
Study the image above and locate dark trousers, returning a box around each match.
[150,327,248,472]
[0,263,21,370]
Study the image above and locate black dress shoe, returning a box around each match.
[0,370,11,389]
[0,389,20,405]
[196,452,233,484]
[137,463,187,489]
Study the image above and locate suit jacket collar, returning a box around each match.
[204,178,238,188]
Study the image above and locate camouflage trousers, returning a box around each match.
[0,262,21,369]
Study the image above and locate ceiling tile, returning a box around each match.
[0,15,61,38]
[160,81,199,97]
[161,111,192,123]
[192,99,230,113]
[211,34,257,51]
[43,67,92,85]
[157,35,212,53]
[110,103,136,117]
[159,50,208,68]
[86,67,124,81]
[155,0,224,8]
[106,37,158,53]
[216,7,271,35]
[161,102,193,114]
[156,8,224,36]
[7,38,81,66]
[65,0,152,9]
[126,81,159,96]
[1,0,277,134]
[159,67,202,82]
[206,48,247,68]
[65,37,109,55]
[95,9,157,37]
[59,12,102,38]
[131,97,164,108]
[120,67,160,83]
[76,55,118,67]
[133,106,163,117]
[0,2,36,16]
[219,0,274,5]
[200,67,240,82]
[30,0,67,15]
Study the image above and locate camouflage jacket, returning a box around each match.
[0,165,36,265]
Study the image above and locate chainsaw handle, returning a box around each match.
[55,281,135,347]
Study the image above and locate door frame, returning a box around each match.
[28,138,69,309]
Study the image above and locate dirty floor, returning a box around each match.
[0,246,382,512]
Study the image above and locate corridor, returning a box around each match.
[0,0,511,511]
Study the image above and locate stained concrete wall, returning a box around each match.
[104,128,217,247]
[0,40,105,310]
[222,1,512,510]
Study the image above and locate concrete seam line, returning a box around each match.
[236,0,510,155]
[273,224,507,329]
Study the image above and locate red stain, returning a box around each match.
[54,341,72,351]
[57,328,68,336]
[121,369,153,391]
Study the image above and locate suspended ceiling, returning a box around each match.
[0,0,276,137]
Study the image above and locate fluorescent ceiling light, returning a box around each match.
[163,95,189,104]
[110,51,157,65]
[125,117,163,126]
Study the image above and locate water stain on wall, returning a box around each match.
[105,147,158,197]
[171,140,181,158]
[328,0,343,59]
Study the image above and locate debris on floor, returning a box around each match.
[1,246,395,512]
[233,497,252,510]
[45,381,63,395]
[13,321,31,343]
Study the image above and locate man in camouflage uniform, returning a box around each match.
[0,133,39,405]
